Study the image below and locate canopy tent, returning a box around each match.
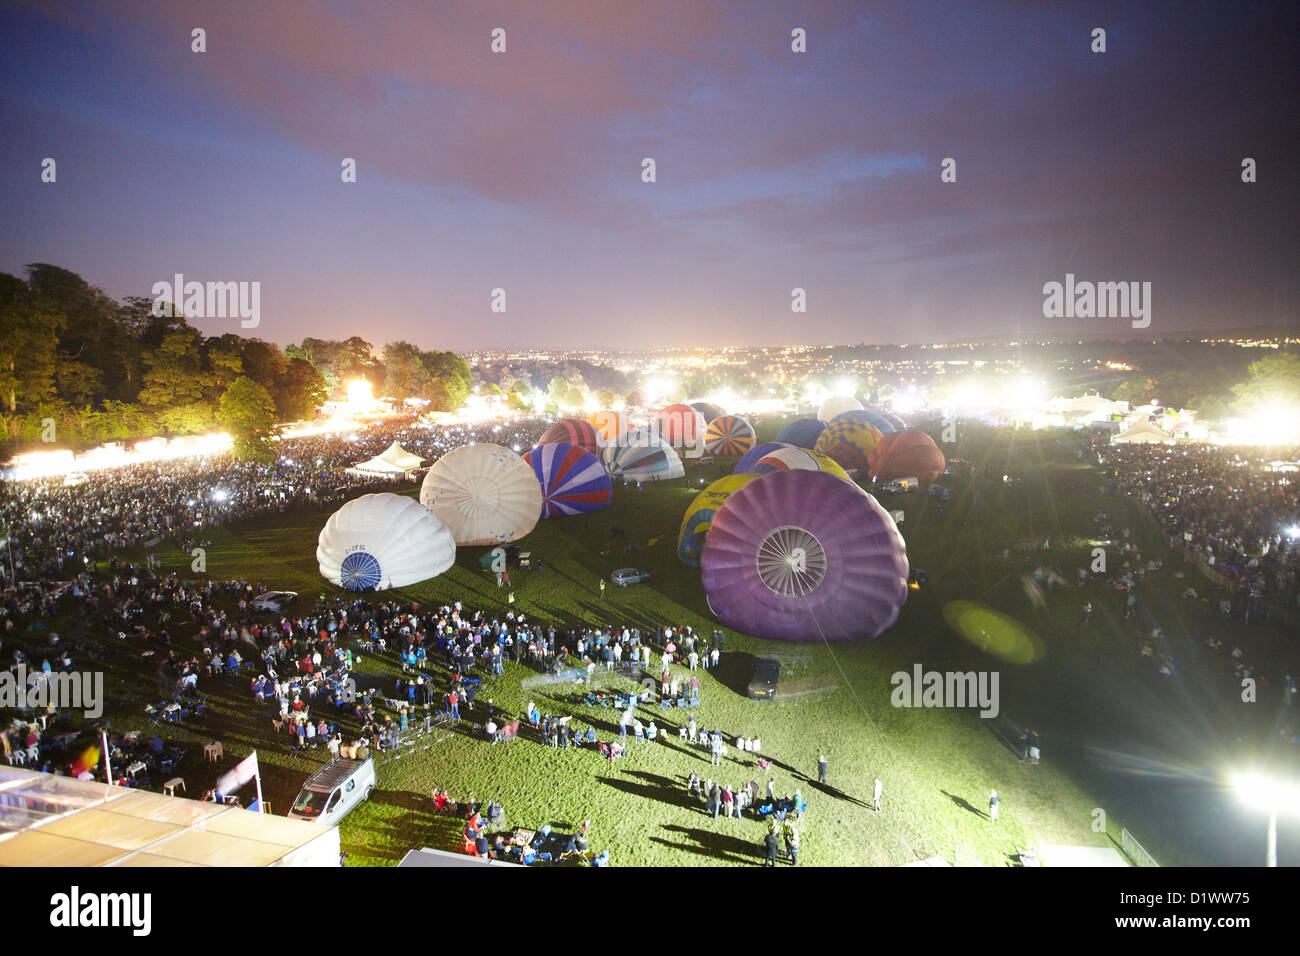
[1112,420,1176,444]
[349,442,426,477]
[398,846,524,867]
[0,767,340,867]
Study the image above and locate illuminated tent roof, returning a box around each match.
[351,442,426,475]
[0,767,340,867]
[1112,420,1176,444]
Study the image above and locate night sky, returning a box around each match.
[1,1,1295,349]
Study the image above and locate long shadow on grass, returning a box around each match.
[651,825,760,865]
[597,774,689,809]
[941,790,988,819]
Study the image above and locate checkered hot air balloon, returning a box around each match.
[538,418,600,456]
[703,415,756,456]
[833,408,896,434]
[523,442,613,518]
[814,418,883,473]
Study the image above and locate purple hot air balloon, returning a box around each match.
[735,441,791,474]
[701,470,909,642]
[775,418,827,449]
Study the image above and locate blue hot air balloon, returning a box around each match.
[775,418,827,449]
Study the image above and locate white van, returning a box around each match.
[287,757,376,825]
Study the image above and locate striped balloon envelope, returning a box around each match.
[523,442,613,518]
[602,428,685,482]
[735,441,791,474]
[538,418,600,456]
[750,445,850,481]
[703,415,756,456]
[814,418,884,473]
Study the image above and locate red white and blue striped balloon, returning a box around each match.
[523,442,613,518]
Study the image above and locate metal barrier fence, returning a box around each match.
[1121,827,1159,867]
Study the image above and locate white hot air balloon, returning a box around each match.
[818,395,864,422]
[317,493,455,591]
[419,443,543,546]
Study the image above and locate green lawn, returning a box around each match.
[29,421,1290,865]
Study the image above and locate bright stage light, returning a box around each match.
[346,379,377,414]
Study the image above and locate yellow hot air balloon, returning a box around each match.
[677,473,760,567]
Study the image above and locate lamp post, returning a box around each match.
[1233,773,1299,867]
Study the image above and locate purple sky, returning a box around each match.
[1,0,1295,350]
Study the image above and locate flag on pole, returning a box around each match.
[216,751,259,797]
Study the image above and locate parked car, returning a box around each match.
[612,568,651,587]
[880,477,919,494]
[748,658,780,700]
[251,590,298,613]
[287,757,376,825]
[929,485,952,499]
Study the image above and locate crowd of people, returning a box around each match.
[0,412,555,583]
[1101,443,1300,611]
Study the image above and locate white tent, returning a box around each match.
[0,767,340,867]
[1112,420,1176,444]
[350,442,426,477]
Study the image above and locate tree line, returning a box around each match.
[0,264,470,458]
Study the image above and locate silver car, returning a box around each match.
[611,568,650,587]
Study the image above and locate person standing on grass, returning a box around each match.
[599,579,606,599]
[722,785,734,819]
[817,753,828,784]
[873,777,883,812]
[783,817,800,865]
[989,789,1001,823]
[764,828,781,867]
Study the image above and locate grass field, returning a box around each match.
[42,421,1300,866]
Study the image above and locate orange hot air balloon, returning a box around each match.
[868,430,946,483]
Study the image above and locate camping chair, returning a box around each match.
[502,719,520,743]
